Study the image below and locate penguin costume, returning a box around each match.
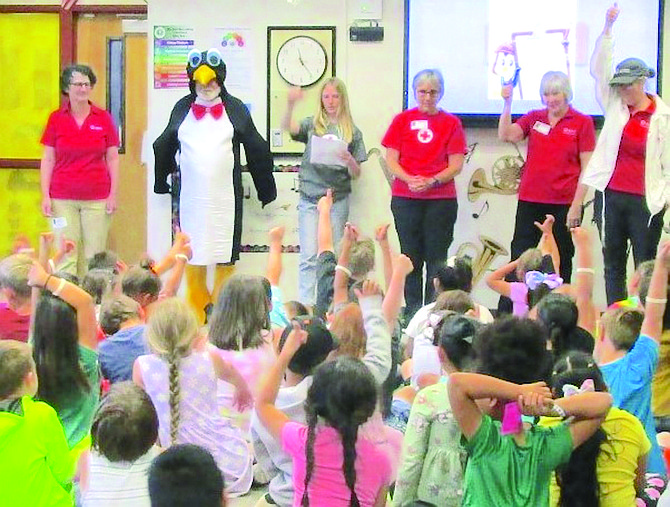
[153,48,276,322]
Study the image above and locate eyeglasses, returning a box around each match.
[70,82,92,88]
[417,89,439,97]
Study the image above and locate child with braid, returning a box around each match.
[132,298,254,497]
[256,319,392,507]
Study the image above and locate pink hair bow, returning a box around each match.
[562,378,595,398]
[525,271,563,290]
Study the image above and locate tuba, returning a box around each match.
[456,235,509,284]
[467,153,523,202]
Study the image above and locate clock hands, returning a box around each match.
[297,48,313,78]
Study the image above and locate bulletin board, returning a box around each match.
[266,26,336,155]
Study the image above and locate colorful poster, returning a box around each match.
[153,25,195,89]
[212,28,254,102]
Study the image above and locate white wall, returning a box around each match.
[147,0,670,310]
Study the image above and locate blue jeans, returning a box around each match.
[298,195,349,305]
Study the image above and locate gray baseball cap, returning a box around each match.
[609,58,655,86]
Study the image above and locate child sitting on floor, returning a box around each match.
[0,340,75,506]
[80,382,161,506]
[594,241,670,475]
[449,316,612,506]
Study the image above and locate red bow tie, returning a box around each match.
[192,102,224,120]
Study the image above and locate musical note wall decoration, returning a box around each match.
[472,200,489,219]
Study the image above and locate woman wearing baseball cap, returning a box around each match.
[579,3,670,306]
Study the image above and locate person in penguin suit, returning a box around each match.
[153,48,276,322]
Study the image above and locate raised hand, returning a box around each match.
[534,214,555,235]
[354,279,382,299]
[394,254,414,277]
[375,223,390,244]
[317,189,333,214]
[27,261,49,288]
[606,3,620,29]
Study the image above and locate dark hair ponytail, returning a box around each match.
[301,357,376,506]
[551,352,608,507]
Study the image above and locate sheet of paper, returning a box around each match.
[309,135,348,167]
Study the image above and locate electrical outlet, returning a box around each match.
[271,129,283,147]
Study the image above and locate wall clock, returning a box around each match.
[267,27,336,155]
[277,36,328,87]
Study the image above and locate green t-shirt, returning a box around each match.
[0,396,74,506]
[461,415,573,507]
[58,345,100,448]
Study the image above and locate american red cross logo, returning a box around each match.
[417,128,433,143]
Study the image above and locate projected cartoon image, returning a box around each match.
[492,42,522,97]
[488,0,577,101]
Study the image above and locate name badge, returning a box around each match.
[533,121,551,135]
[52,217,68,229]
[411,120,428,130]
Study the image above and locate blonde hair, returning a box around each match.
[313,77,355,143]
[146,298,199,444]
[516,248,543,278]
[208,275,271,351]
[349,238,375,278]
[601,307,644,351]
[329,303,366,359]
[434,289,475,314]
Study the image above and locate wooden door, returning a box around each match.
[76,14,147,264]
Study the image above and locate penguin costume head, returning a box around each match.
[187,48,227,100]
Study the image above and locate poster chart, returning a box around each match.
[153,25,195,89]
[212,28,254,103]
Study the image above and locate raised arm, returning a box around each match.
[571,227,596,334]
[282,87,302,136]
[641,241,670,343]
[317,190,334,256]
[267,226,286,287]
[333,223,358,307]
[485,259,518,297]
[535,214,560,276]
[375,224,393,290]
[382,254,413,329]
[28,260,97,350]
[498,84,524,143]
[256,323,308,440]
[357,280,392,385]
[448,372,550,439]
[591,4,619,111]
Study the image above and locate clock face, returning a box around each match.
[276,36,328,87]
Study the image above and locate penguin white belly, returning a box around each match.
[177,110,235,265]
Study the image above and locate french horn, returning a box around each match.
[456,235,509,284]
[467,154,523,202]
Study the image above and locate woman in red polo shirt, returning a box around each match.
[580,5,670,305]
[498,71,596,302]
[40,64,119,275]
[382,69,467,320]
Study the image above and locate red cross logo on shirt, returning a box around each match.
[417,128,433,143]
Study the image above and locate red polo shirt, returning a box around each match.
[382,108,467,199]
[515,107,596,205]
[0,303,30,342]
[608,98,656,196]
[41,102,119,200]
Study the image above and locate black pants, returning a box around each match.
[594,190,664,305]
[391,196,458,320]
[498,200,574,314]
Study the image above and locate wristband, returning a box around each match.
[646,297,668,304]
[175,254,189,262]
[48,258,56,273]
[43,274,53,290]
[335,264,352,277]
[52,278,66,297]
[576,267,595,274]
[550,403,567,419]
